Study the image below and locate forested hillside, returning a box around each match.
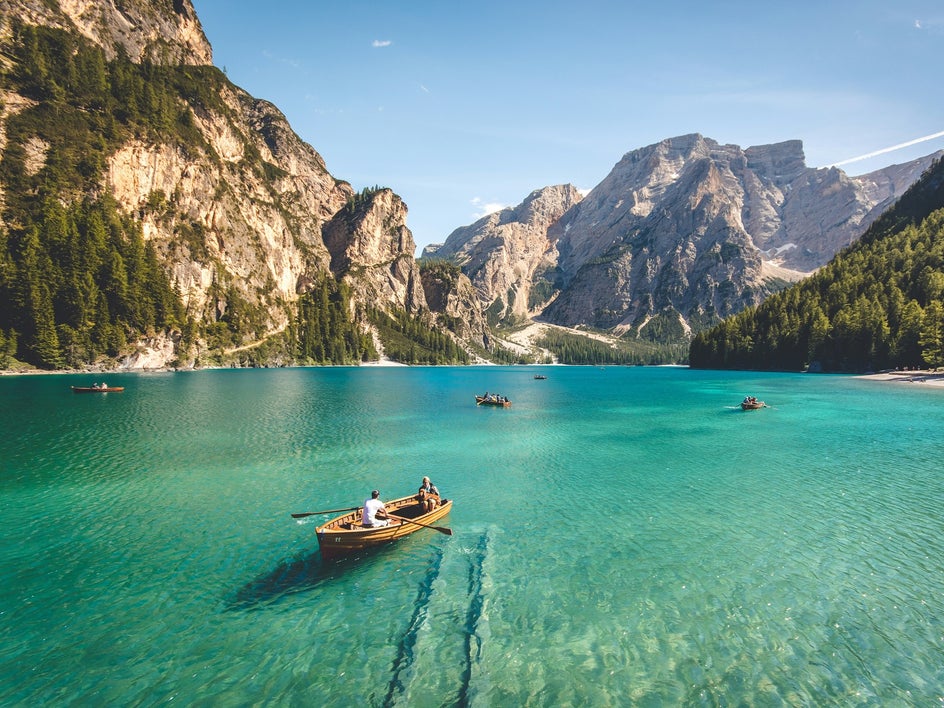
[0,21,468,370]
[689,158,944,372]
[0,23,199,368]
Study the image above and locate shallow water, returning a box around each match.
[1,367,942,705]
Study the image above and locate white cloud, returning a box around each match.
[470,197,507,218]
[372,40,392,48]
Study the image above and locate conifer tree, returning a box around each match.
[919,301,944,368]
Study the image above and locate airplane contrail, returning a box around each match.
[830,130,944,167]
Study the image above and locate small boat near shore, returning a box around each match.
[476,394,511,406]
[533,374,548,380]
[72,385,125,393]
[313,494,453,560]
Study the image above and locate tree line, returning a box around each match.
[0,23,219,368]
[367,307,470,365]
[296,278,376,364]
[690,158,944,372]
[535,329,688,365]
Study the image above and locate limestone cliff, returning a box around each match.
[543,135,941,333]
[2,0,211,63]
[323,188,426,315]
[424,185,582,322]
[419,261,489,350]
[435,134,940,339]
[107,88,349,342]
[1,0,472,368]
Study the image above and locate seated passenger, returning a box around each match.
[362,490,390,527]
[416,476,440,513]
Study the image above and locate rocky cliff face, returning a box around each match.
[2,0,479,368]
[424,184,583,322]
[435,134,940,337]
[107,87,349,341]
[3,0,212,63]
[544,135,941,333]
[323,188,426,315]
[419,263,490,349]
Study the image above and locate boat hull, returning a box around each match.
[316,494,452,559]
[72,386,125,393]
[475,395,511,407]
[741,401,764,410]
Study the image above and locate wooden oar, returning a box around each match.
[388,514,453,536]
[291,506,361,519]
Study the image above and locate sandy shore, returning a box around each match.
[857,369,944,387]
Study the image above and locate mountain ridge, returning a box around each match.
[1,1,940,371]
[428,133,942,342]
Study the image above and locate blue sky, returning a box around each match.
[192,0,944,254]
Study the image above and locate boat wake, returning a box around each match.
[383,527,496,707]
[384,543,448,705]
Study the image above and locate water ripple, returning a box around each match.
[3,369,944,704]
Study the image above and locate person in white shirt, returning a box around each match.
[362,490,390,527]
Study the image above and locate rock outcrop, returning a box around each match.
[323,188,426,315]
[419,262,490,349]
[433,133,941,338]
[3,0,212,64]
[2,0,467,368]
[424,184,583,322]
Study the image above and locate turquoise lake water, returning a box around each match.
[1,366,943,705]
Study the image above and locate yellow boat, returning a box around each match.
[315,494,453,560]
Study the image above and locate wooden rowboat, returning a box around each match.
[316,494,453,560]
[475,394,511,407]
[741,399,765,410]
[72,386,125,393]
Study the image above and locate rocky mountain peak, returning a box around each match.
[437,134,940,342]
[424,184,582,321]
[744,139,806,185]
[2,0,212,64]
[323,188,427,315]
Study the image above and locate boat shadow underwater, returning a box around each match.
[227,535,437,611]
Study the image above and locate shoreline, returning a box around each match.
[4,364,944,387]
[855,369,944,387]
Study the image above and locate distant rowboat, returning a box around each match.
[475,394,511,407]
[72,386,124,393]
[740,397,765,410]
